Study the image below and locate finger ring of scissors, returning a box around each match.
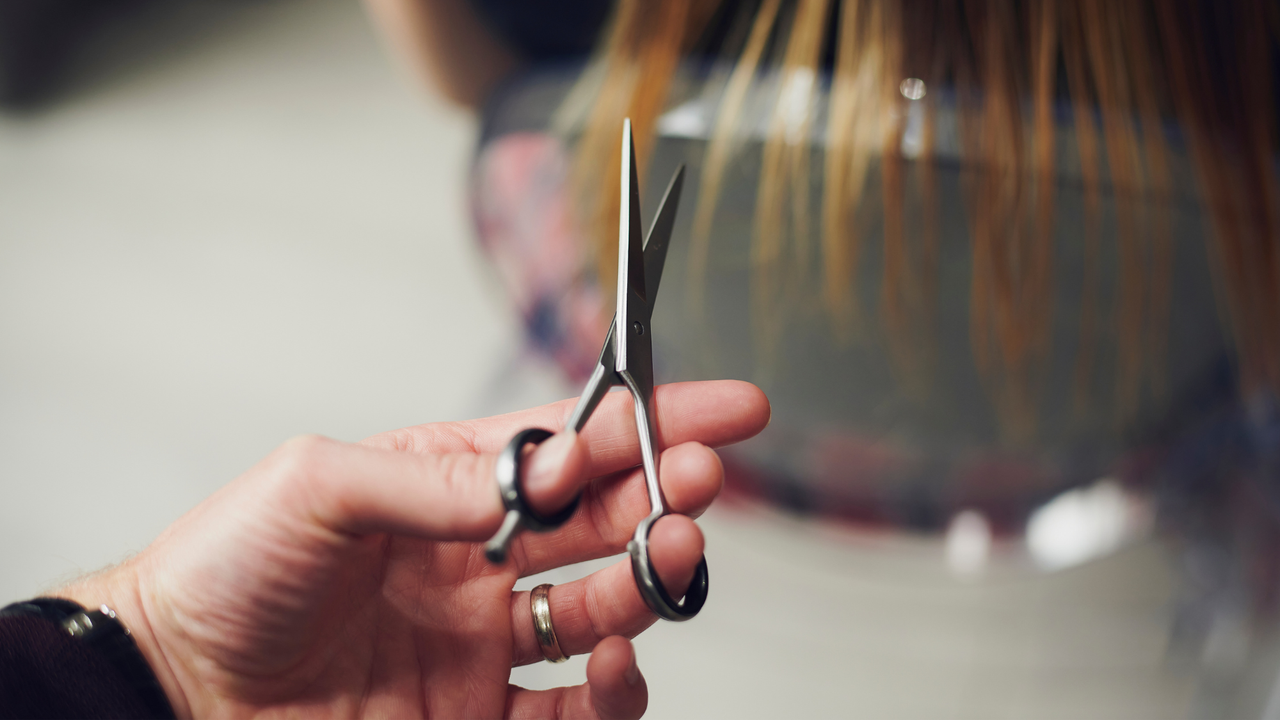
[483,119,708,621]
[483,428,581,564]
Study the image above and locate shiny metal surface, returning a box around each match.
[484,427,576,564]
[530,583,567,663]
[484,120,706,620]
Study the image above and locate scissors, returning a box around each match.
[483,118,708,622]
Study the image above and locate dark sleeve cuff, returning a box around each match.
[0,602,175,719]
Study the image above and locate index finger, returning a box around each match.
[362,380,769,479]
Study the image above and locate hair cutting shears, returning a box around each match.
[483,119,708,621]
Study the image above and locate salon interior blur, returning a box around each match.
[2,0,1279,717]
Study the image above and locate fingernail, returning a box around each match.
[624,646,640,686]
[526,431,576,494]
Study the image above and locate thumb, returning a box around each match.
[274,432,585,541]
[521,430,588,516]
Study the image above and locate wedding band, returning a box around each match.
[530,583,567,663]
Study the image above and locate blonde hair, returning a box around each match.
[571,0,1280,438]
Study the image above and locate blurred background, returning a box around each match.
[0,0,517,593]
[0,1,1277,718]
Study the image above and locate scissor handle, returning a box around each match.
[627,514,710,621]
[484,427,582,564]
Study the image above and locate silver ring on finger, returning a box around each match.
[530,583,567,663]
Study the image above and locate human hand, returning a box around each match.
[59,380,769,718]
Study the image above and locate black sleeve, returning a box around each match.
[0,603,174,720]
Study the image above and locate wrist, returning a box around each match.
[56,559,194,720]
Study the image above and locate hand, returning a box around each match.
[60,380,770,718]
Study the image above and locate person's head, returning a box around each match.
[568,0,1279,435]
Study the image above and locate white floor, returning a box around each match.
[0,1,1236,717]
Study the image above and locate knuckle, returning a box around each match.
[582,575,609,643]
[268,434,342,512]
[378,428,417,453]
[274,434,334,479]
[584,481,625,549]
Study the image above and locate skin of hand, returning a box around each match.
[58,380,770,719]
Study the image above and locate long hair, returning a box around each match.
[568,0,1280,439]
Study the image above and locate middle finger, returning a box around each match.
[504,440,722,578]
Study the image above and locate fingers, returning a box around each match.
[522,430,590,516]
[509,442,721,576]
[364,380,771,480]
[647,515,702,600]
[506,637,647,720]
[584,637,647,720]
[271,380,767,545]
[510,515,703,666]
[255,422,705,547]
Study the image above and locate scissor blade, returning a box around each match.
[623,121,646,303]
[616,118,647,374]
[642,165,684,306]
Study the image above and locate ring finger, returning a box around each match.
[509,514,704,666]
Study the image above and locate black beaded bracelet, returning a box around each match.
[0,597,176,719]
